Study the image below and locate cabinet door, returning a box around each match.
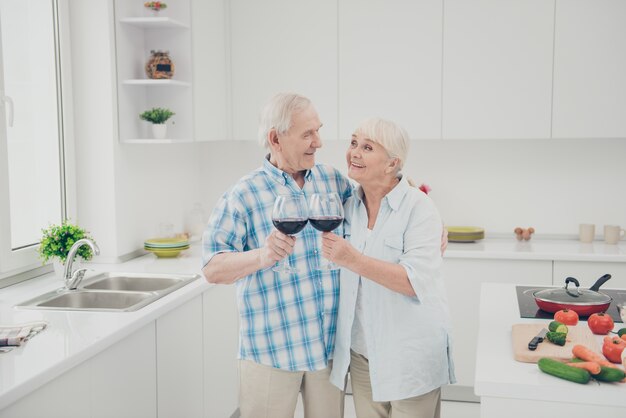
[442,0,554,139]
[553,261,626,289]
[229,0,338,141]
[157,295,203,418]
[338,0,442,140]
[441,258,552,399]
[203,285,239,418]
[552,0,626,138]
[0,323,157,417]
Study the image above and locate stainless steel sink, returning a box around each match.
[83,272,194,292]
[16,272,200,312]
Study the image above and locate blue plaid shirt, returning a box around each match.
[202,157,353,371]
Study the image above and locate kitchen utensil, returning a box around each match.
[512,323,599,363]
[533,274,612,315]
[528,328,548,351]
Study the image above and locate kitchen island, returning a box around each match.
[475,282,626,418]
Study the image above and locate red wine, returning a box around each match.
[272,218,308,235]
[309,216,343,232]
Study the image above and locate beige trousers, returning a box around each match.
[350,350,441,418]
[238,359,345,418]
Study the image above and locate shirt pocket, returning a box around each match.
[382,235,404,261]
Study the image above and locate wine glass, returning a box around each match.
[308,192,344,270]
[271,194,309,273]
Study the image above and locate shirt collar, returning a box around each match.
[354,175,409,211]
[262,154,313,186]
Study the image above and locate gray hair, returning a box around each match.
[257,93,313,148]
[353,117,409,172]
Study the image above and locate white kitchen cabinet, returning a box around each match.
[338,0,442,140]
[191,0,228,142]
[553,260,626,289]
[442,0,554,139]
[203,284,239,418]
[229,0,338,141]
[113,0,194,143]
[441,258,552,401]
[0,323,157,418]
[552,0,626,138]
[156,295,203,418]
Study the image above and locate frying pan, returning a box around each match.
[533,274,612,316]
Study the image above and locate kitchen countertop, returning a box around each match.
[445,238,626,262]
[0,246,210,410]
[475,282,626,411]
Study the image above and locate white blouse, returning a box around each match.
[330,177,456,401]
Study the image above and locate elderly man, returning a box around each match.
[202,92,352,418]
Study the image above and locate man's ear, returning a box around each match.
[268,129,280,150]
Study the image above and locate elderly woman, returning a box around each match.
[323,118,455,418]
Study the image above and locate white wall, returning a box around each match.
[199,138,626,239]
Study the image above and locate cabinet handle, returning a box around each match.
[1,94,14,127]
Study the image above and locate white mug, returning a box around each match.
[604,225,625,245]
[579,224,595,243]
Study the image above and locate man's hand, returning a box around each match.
[441,226,448,256]
[259,230,296,269]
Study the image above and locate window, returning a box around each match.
[0,0,72,283]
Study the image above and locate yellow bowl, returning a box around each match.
[145,246,189,258]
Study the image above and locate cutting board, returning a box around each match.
[512,323,600,363]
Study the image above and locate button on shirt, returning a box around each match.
[330,177,456,401]
[202,157,352,371]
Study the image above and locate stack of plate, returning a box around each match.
[447,226,485,243]
[144,237,190,258]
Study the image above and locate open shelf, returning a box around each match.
[119,17,189,29]
[123,79,191,87]
[121,138,194,144]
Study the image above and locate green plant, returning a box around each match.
[139,107,175,124]
[38,221,96,264]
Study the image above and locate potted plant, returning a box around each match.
[39,221,96,277]
[139,107,175,139]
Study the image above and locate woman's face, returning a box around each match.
[345,132,393,185]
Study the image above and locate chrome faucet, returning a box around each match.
[64,238,100,290]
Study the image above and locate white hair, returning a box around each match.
[257,93,312,148]
[353,117,409,172]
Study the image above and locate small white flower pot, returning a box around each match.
[151,124,167,140]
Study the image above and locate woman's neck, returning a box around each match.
[361,176,400,228]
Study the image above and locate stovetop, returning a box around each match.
[516,285,625,323]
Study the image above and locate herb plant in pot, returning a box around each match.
[139,107,175,140]
[38,221,96,279]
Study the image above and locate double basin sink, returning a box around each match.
[17,272,200,312]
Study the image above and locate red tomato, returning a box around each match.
[602,336,626,363]
[554,309,579,325]
[587,312,614,335]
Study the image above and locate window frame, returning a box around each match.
[0,0,75,286]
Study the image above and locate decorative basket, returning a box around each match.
[145,50,175,79]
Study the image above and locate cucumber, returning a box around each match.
[537,358,590,384]
[593,366,625,382]
[546,331,567,346]
[548,321,568,334]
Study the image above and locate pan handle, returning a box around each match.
[565,277,581,297]
[589,274,612,292]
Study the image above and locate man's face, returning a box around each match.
[272,105,322,174]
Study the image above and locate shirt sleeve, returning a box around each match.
[398,196,443,302]
[201,190,247,268]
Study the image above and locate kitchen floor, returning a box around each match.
[294,394,480,417]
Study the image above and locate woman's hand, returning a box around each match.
[259,230,296,269]
[321,232,357,267]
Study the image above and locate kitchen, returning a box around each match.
[1,0,625,417]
